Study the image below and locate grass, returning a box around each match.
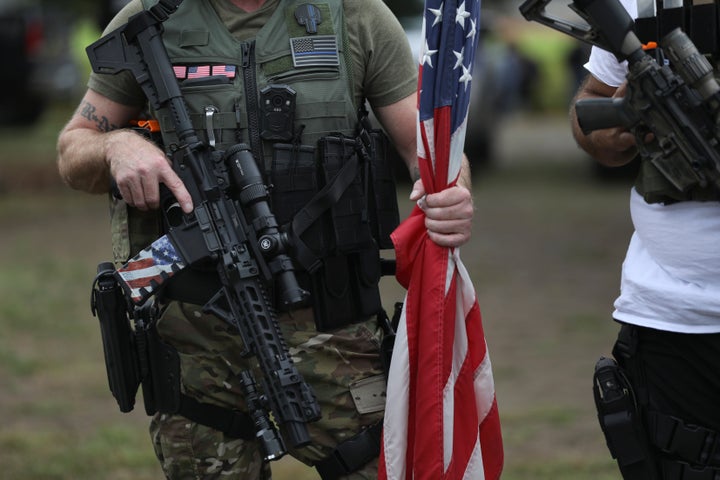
[0,109,633,478]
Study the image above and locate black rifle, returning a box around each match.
[520,0,720,195]
[85,0,321,460]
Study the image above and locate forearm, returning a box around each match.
[57,127,115,194]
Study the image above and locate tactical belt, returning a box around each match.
[660,459,720,480]
[315,421,383,480]
[648,410,720,469]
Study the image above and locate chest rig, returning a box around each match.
[114,0,399,330]
[633,0,720,203]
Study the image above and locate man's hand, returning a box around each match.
[571,78,650,167]
[410,179,473,248]
[105,129,193,213]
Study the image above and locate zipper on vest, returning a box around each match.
[241,41,263,163]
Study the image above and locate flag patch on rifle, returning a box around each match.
[115,235,185,304]
[173,64,237,79]
[290,35,339,67]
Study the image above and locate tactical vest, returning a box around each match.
[111,0,399,330]
[632,0,720,203]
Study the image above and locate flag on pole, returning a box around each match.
[379,1,503,479]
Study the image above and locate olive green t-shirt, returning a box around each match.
[88,0,417,111]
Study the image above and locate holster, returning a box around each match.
[91,262,142,413]
[593,354,659,480]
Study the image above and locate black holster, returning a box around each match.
[91,263,174,415]
[594,323,660,480]
[91,263,256,439]
[91,262,142,413]
[594,356,658,479]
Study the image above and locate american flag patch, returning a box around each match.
[174,64,237,79]
[115,235,186,304]
[290,35,339,67]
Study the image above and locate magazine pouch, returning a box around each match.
[309,247,383,332]
[319,135,374,254]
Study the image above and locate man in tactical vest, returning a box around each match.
[571,0,720,478]
[56,0,475,478]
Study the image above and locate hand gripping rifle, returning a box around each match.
[520,0,720,195]
[85,0,320,460]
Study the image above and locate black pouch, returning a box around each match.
[319,135,374,254]
[90,262,141,413]
[141,320,182,416]
[310,247,383,332]
[365,129,400,250]
[270,143,327,256]
[593,356,658,479]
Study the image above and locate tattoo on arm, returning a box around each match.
[79,101,119,132]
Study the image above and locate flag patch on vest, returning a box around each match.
[173,65,237,79]
[290,35,339,67]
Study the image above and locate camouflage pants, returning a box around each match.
[149,301,385,479]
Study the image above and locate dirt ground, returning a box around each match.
[0,111,632,478]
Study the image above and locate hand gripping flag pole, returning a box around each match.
[379,1,504,479]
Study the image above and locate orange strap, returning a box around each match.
[642,41,658,50]
[129,119,161,132]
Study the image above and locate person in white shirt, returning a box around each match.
[571,0,720,478]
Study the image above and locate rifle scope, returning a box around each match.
[224,144,310,310]
[661,28,720,102]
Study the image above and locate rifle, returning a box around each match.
[519,0,720,194]
[85,0,321,460]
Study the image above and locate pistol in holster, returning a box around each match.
[593,356,658,480]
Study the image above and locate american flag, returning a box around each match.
[211,64,236,78]
[379,1,504,479]
[186,65,212,79]
[115,235,185,305]
[289,35,339,67]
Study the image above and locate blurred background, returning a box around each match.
[0,0,635,478]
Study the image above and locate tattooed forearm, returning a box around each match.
[79,101,119,132]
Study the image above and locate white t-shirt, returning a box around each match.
[584,0,720,333]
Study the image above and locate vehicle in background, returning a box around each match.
[0,0,47,125]
[0,0,82,126]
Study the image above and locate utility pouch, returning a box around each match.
[309,248,383,332]
[365,129,400,250]
[141,320,182,416]
[270,143,327,256]
[319,135,374,254]
[593,356,658,480]
[90,262,142,413]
